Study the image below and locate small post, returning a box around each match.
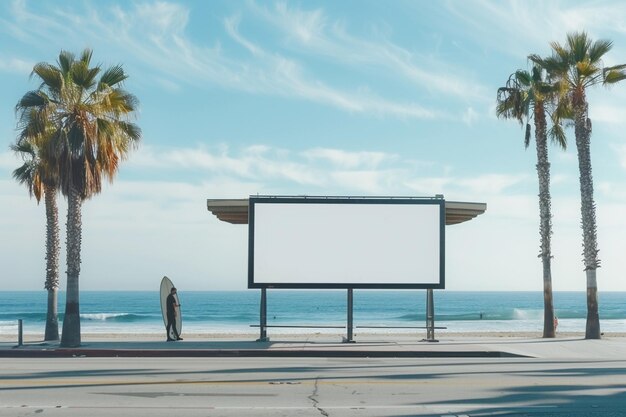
[423,289,439,342]
[17,319,23,347]
[257,288,269,342]
[343,288,355,343]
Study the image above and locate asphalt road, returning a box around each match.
[1,356,625,416]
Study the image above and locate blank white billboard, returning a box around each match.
[248,197,445,288]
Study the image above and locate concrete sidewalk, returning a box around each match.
[2,335,625,359]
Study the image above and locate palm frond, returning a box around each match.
[528,54,543,65]
[32,63,63,92]
[496,87,526,123]
[567,31,592,63]
[117,89,139,113]
[78,49,93,66]
[547,42,569,63]
[11,141,36,158]
[589,39,613,63]
[19,49,140,200]
[531,66,543,83]
[11,140,45,202]
[58,50,75,74]
[576,61,600,80]
[96,119,140,155]
[529,54,568,81]
[12,162,35,187]
[71,60,99,90]
[524,123,531,149]
[603,67,626,85]
[515,70,532,86]
[16,91,47,110]
[98,65,127,90]
[496,71,531,124]
[95,88,139,116]
[117,121,142,143]
[548,121,567,150]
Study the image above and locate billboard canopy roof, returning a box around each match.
[207,197,486,226]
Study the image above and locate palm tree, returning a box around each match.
[11,130,60,342]
[16,49,141,347]
[531,32,626,339]
[497,66,567,338]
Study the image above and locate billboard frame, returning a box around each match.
[247,195,445,290]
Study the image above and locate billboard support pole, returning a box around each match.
[343,288,355,343]
[423,289,439,342]
[257,288,269,342]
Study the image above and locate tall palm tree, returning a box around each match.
[497,66,567,338]
[531,32,626,339]
[11,130,60,342]
[16,49,141,347]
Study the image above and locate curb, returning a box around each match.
[0,349,528,358]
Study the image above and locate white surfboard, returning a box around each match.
[160,276,182,340]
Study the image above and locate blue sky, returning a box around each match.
[2,0,626,291]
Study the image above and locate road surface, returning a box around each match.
[1,356,625,416]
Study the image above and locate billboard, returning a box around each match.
[248,196,445,289]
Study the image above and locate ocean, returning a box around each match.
[1,291,625,337]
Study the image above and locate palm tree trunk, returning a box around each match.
[43,184,60,341]
[574,94,601,340]
[60,186,82,347]
[534,106,555,338]
[45,289,59,341]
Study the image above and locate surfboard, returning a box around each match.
[160,276,182,340]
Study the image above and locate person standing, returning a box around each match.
[166,287,183,341]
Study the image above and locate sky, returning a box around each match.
[1,0,626,292]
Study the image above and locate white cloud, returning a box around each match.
[443,0,626,60]
[273,2,327,44]
[152,76,182,92]
[222,23,437,118]
[250,1,491,102]
[597,179,626,205]
[611,144,626,170]
[303,148,395,169]
[0,151,20,170]
[404,177,453,195]
[272,59,404,115]
[462,107,479,126]
[126,144,535,203]
[3,1,440,120]
[551,173,570,186]
[6,142,626,291]
[224,15,264,57]
[405,173,528,199]
[131,145,320,185]
[457,173,528,195]
[590,103,626,125]
[0,0,70,43]
[330,169,405,194]
[0,56,33,74]
[134,2,189,36]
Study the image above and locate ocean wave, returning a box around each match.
[396,313,492,321]
[397,308,564,321]
[80,313,153,322]
[182,313,258,322]
[0,312,47,321]
[512,308,543,320]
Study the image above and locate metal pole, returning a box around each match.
[344,288,354,343]
[423,289,438,342]
[17,319,23,347]
[257,288,269,342]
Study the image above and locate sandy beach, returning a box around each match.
[3,330,626,344]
